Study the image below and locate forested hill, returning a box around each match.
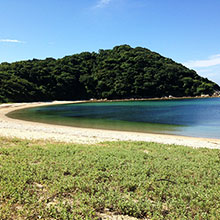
[0,45,219,102]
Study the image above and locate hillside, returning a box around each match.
[0,45,219,102]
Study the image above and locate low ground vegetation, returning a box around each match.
[0,137,219,219]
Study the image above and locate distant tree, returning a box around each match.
[0,45,219,103]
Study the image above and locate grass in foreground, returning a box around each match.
[0,137,219,220]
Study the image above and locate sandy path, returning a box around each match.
[0,101,220,149]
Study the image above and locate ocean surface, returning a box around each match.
[8,98,220,139]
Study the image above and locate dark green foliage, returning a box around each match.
[0,137,219,219]
[0,45,219,102]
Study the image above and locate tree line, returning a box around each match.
[0,45,219,102]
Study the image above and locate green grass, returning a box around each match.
[0,137,219,219]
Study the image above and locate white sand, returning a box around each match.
[0,101,220,149]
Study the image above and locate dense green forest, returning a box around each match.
[0,45,219,102]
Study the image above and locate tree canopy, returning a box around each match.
[0,45,219,102]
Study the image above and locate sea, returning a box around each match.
[7,98,220,139]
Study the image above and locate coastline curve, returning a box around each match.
[0,101,220,149]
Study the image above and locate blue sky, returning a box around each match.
[0,0,220,84]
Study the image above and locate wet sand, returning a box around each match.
[0,101,220,149]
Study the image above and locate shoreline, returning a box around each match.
[0,101,220,149]
[75,95,220,104]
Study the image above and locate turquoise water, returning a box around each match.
[8,98,220,139]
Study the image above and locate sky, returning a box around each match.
[0,0,220,85]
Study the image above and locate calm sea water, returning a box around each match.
[8,98,220,139]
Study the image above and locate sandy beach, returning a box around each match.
[0,101,220,149]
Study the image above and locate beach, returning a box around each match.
[0,101,220,149]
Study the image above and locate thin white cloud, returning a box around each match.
[195,65,220,85]
[94,0,111,8]
[184,54,220,68]
[183,54,220,85]
[0,39,24,43]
